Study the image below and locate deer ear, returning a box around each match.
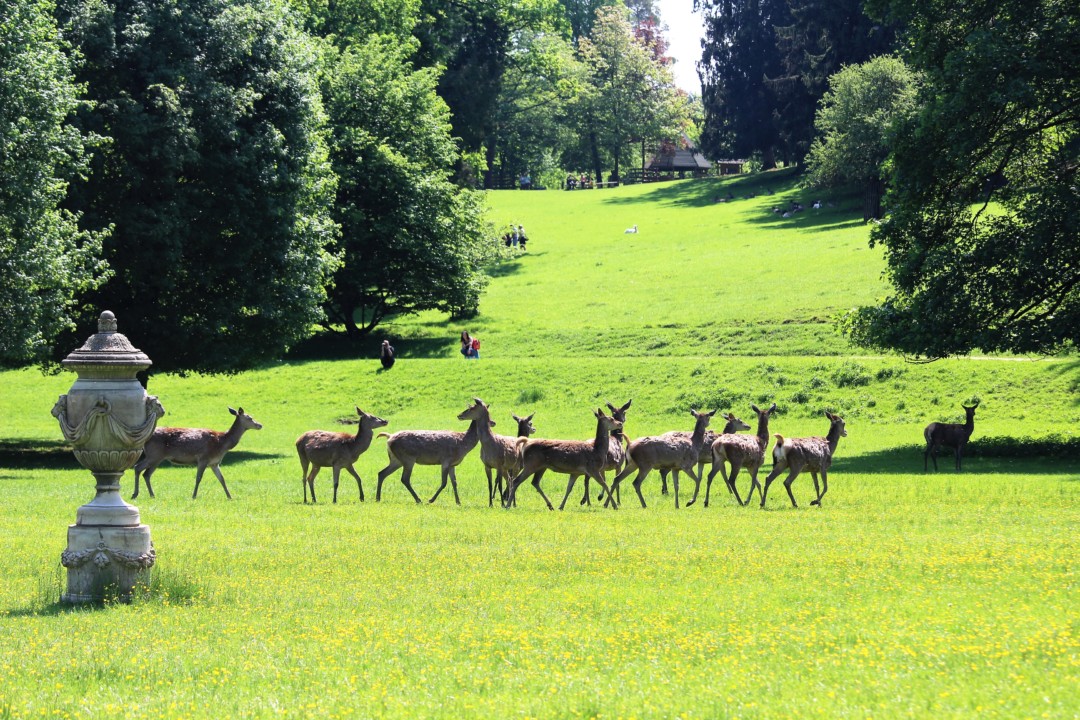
[751,404,761,413]
[595,407,604,418]
[622,399,632,411]
[525,413,534,422]
[606,402,617,413]
[769,403,777,413]
[709,409,718,416]
[511,413,521,422]
[229,407,238,416]
[356,406,364,416]
[489,420,496,427]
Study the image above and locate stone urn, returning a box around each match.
[52,311,164,602]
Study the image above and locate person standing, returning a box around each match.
[380,339,395,369]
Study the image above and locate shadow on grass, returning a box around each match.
[835,440,1080,476]
[0,439,77,471]
[599,168,802,208]
[286,333,455,363]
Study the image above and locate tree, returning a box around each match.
[804,55,920,220]
[698,0,790,167]
[575,4,687,182]
[321,39,499,336]
[844,0,1080,358]
[56,0,339,374]
[0,0,107,366]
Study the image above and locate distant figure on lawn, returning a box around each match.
[624,225,638,234]
[380,340,395,370]
[460,331,480,359]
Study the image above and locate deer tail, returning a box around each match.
[377,432,391,439]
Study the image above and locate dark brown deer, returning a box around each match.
[375,400,486,504]
[133,407,263,500]
[295,406,388,503]
[608,409,718,509]
[457,399,537,506]
[662,412,751,503]
[691,403,776,507]
[579,399,632,506]
[506,408,622,510]
[760,411,846,508]
[924,402,978,471]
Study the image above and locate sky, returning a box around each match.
[656,0,706,94]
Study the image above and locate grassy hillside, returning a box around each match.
[0,174,1077,719]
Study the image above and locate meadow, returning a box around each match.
[0,173,1077,718]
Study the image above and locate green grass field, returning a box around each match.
[1,173,1077,718]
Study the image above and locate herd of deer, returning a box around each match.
[127,398,980,508]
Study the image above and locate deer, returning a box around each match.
[132,406,263,500]
[760,411,846,509]
[375,400,485,505]
[607,409,718,509]
[295,406,389,504]
[505,408,622,511]
[487,410,537,507]
[578,399,632,507]
[924,401,979,471]
[691,403,777,508]
[660,412,752,501]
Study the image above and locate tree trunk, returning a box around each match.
[864,176,883,222]
[482,135,498,190]
[589,131,603,185]
[762,145,777,170]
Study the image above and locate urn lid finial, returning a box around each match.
[62,311,151,371]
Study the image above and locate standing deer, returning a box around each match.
[295,406,388,504]
[132,406,263,500]
[578,399,632,506]
[375,400,485,504]
[487,410,537,507]
[607,409,718,509]
[506,408,622,511]
[924,402,979,471]
[760,411,846,508]
[692,403,777,507]
[661,412,752,502]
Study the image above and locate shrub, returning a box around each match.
[832,361,871,387]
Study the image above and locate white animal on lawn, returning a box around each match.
[624,225,638,233]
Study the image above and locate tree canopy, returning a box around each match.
[845,0,1080,358]
[56,0,339,374]
[0,0,107,367]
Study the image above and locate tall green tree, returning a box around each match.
[321,39,499,336]
[804,55,920,220]
[0,0,107,366]
[57,0,339,374]
[698,0,790,167]
[575,4,686,182]
[844,0,1080,357]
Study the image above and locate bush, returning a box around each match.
[832,361,871,387]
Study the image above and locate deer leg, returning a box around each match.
[746,467,762,505]
[429,466,449,504]
[192,462,209,499]
[930,445,939,472]
[923,444,930,472]
[630,468,651,509]
[332,467,342,503]
[760,463,787,508]
[659,469,670,496]
[345,464,365,502]
[530,469,554,510]
[579,475,590,505]
[810,470,828,506]
[607,465,635,509]
[782,467,801,508]
[300,459,310,503]
[560,475,579,510]
[305,466,321,504]
[955,446,962,471]
[211,464,232,500]
[376,457,402,501]
[399,462,422,504]
[449,465,461,505]
[684,467,704,508]
[485,466,495,507]
[808,471,822,506]
[727,464,746,506]
[590,470,616,511]
[703,463,721,507]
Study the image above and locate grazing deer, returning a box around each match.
[661,412,752,500]
[692,403,777,507]
[487,410,537,507]
[295,406,389,504]
[608,409,718,509]
[924,402,979,471]
[760,411,846,508]
[375,400,485,504]
[579,399,632,506]
[506,408,622,511]
[132,407,263,500]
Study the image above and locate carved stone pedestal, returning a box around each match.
[53,312,164,603]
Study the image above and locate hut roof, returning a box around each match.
[646,146,711,172]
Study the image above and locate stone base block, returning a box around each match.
[61,524,155,603]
